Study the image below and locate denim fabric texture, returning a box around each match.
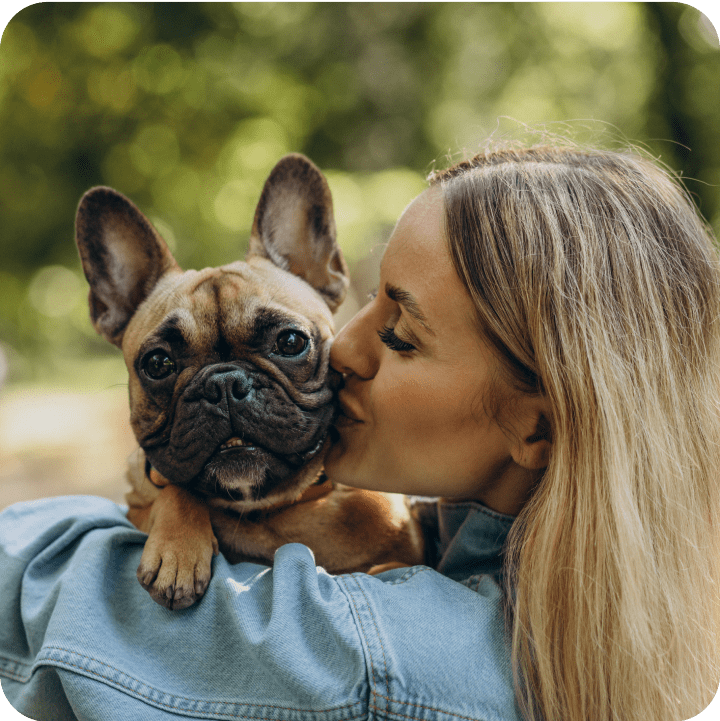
[0,495,520,721]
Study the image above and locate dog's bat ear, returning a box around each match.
[75,187,180,347]
[248,153,349,312]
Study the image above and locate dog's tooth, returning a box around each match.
[221,437,248,449]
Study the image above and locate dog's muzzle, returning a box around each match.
[142,362,336,496]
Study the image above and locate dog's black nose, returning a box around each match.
[202,368,253,404]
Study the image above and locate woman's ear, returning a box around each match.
[509,398,552,470]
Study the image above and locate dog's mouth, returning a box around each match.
[216,434,325,463]
[187,430,329,503]
[140,360,339,505]
[219,436,257,452]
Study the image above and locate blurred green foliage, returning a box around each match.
[0,2,718,387]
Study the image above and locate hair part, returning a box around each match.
[432,144,720,721]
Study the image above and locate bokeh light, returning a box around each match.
[0,2,717,387]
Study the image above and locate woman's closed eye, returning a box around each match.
[378,324,416,353]
[368,286,420,352]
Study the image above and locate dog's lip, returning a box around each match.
[215,433,326,465]
[337,391,364,423]
[219,436,258,452]
[288,434,327,465]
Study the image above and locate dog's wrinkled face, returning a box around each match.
[76,154,348,508]
[125,259,338,504]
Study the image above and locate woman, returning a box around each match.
[1,143,719,721]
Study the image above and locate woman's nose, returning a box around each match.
[330,302,378,379]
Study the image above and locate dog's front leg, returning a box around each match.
[134,484,219,610]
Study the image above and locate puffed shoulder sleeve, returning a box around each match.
[0,496,369,721]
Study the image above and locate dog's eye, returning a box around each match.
[143,351,176,380]
[273,330,308,357]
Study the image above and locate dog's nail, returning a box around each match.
[173,596,195,611]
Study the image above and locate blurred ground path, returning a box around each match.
[0,385,136,511]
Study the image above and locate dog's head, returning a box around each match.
[76,154,348,508]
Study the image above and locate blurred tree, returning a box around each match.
[645,3,720,223]
[0,2,717,385]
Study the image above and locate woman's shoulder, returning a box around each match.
[336,561,518,721]
[0,496,520,721]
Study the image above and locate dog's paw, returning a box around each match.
[137,534,218,610]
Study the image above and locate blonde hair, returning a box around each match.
[431,145,720,720]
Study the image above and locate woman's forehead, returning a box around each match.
[382,187,445,267]
[380,186,477,331]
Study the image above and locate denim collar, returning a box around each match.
[412,498,516,583]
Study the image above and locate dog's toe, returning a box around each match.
[169,595,196,611]
[194,564,212,597]
[136,554,161,590]
[145,574,198,610]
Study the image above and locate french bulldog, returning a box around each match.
[75,154,425,609]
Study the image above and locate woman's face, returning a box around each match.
[325,187,533,511]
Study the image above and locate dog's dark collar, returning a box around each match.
[281,475,333,506]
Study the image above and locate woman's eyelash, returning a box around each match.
[378,324,416,352]
[369,289,416,352]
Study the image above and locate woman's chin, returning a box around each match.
[323,439,372,489]
[324,430,405,493]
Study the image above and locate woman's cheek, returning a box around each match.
[371,383,413,437]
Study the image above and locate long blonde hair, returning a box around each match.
[431,144,720,720]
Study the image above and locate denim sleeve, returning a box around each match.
[0,496,521,721]
[336,568,519,721]
[0,496,369,721]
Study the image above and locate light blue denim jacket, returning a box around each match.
[0,495,520,721]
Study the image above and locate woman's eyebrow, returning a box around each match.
[385,283,435,335]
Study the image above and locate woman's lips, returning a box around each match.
[337,391,364,424]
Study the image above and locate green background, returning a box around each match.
[0,2,718,389]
